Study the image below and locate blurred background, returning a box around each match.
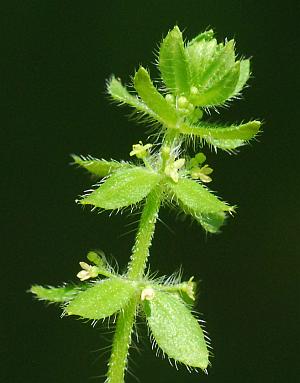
[2,1,299,382]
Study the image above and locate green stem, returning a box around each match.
[162,128,179,148]
[106,188,162,382]
[105,297,137,383]
[127,188,162,279]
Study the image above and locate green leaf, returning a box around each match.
[232,59,250,95]
[158,26,190,95]
[186,37,250,105]
[179,120,261,150]
[107,76,157,119]
[80,166,161,210]
[144,289,209,369]
[168,178,233,233]
[187,40,240,106]
[66,277,137,320]
[193,61,240,106]
[72,155,132,177]
[30,285,82,303]
[186,39,218,89]
[133,67,178,128]
[198,40,236,89]
[187,29,214,46]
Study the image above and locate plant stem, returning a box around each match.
[105,297,137,383]
[106,188,162,382]
[127,188,162,279]
[162,128,179,148]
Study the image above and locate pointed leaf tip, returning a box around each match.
[30,285,81,303]
[133,67,178,127]
[158,26,190,95]
[179,120,261,150]
[72,155,132,177]
[188,29,214,45]
[168,178,233,233]
[233,59,250,95]
[106,75,157,120]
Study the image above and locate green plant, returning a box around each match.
[31,26,261,382]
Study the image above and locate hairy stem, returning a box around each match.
[105,297,137,383]
[106,188,162,382]
[127,187,162,279]
[162,128,179,148]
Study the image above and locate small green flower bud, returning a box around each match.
[187,102,194,112]
[195,153,206,164]
[188,107,203,123]
[188,152,206,169]
[190,86,199,95]
[87,251,104,267]
[177,96,189,108]
[165,94,175,104]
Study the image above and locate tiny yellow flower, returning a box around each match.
[130,141,153,159]
[77,262,100,281]
[191,164,213,183]
[141,287,155,301]
[183,277,196,301]
[165,158,185,183]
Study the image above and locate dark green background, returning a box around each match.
[2,1,299,382]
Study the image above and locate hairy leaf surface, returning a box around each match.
[66,278,136,319]
[179,120,261,150]
[31,285,82,303]
[72,155,132,177]
[107,76,157,118]
[232,59,250,95]
[168,178,233,232]
[186,39,218,89]
[193,62,240,106]
[144,290,209,369]
[197,40,236,89]
[187,29,214,45]
[158,26,190,95]
[133,67,178,127]
[80,167,161,210]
